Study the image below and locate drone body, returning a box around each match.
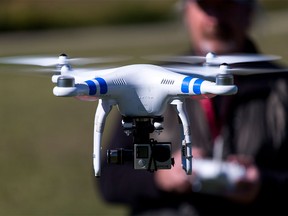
[52,64,237,116]
[51,60,237,177]
[0,53,284,177]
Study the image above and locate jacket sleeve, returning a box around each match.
[258,77,288,200]
[227,75,288,206]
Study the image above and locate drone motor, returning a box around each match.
[57,75,75,87]
[215,64,234,85]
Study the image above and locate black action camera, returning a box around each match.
[106,117,174,172]
[107,141,174,172]
[134,142,172,170]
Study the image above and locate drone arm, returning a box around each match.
[201,83,237,95]
[94,99,115,177]
[170,99,192,175]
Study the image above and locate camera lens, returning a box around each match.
[107,149,120,164]
[107,148,133,164]
[153,145,171,162]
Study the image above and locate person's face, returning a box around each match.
[184,0,254,55]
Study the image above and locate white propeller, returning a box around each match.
[0,54,131,67]
[143,54,205,64]
[145,52,281,65]
[164,64,288,80]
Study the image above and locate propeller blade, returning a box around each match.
[68,56,132,65]
[164,65,216,79]
[145,53,281,65]
[228,67,288,75]
[34,66,117,76]
[0,56,60,66]
[205,54,281,65]
[164,64,288,79]
[142,54,205,64]
[0,55,131,67]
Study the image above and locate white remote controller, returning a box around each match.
[191,158,246,193]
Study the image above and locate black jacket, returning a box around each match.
[96,39,288,215]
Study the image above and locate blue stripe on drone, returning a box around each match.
[95,77,107,94]
[193,79,204,95]
[85,80,97,95]
[181,77,193,93]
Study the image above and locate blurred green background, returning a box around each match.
[0,0,287,215]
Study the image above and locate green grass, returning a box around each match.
[0,0,178,31]
[0,4,287,216]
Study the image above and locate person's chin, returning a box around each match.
[199,39,237,55]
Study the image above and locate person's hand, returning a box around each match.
[154,147,205,193]
[224,154,261,203]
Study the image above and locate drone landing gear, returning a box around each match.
[171,99,192,175]
[93,99,192,177]
[93,99,116,177]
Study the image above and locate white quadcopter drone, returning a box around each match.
[0,52,285,177]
